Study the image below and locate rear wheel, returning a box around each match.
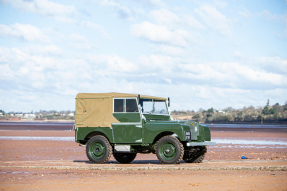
[156,135,184,164]
[113,153,137,164]
[86,135,112,164]
[183,146,207,163]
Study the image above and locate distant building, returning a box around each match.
[68,113,74,117]
[15,114,23,118]
[24,114,36,119]
[216,110,225,114]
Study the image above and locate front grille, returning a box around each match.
[184,120,199,140]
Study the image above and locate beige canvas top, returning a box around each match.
[76,92,167,100]
[75,92,167,128]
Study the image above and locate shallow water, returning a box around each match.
[202,123,287,129]
[0,136,74,141]
[212,138,287,145]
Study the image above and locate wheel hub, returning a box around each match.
[90,141,105,159]
[95,147,101,153]
[160,142,176,160]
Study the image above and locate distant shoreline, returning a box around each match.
[0,119,75,123]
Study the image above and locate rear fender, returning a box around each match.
[75,127,113,144]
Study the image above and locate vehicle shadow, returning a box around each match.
[73,160,164,164]
[72,160,188,164]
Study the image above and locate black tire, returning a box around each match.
[86,135,112,164]
[156,135,184,164]
[113,153,137,164]
[183,146,207,163]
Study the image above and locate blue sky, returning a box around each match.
[0,0,286,112]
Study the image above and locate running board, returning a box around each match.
[186,141,216,146]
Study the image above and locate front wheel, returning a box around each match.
[156,135,184,164]
[86,135,112,164]
[113,153,137,164]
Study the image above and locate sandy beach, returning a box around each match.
[0,128,287,190]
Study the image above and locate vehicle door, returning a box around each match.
[112,98,142,143]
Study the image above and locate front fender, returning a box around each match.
[143,122,190,143]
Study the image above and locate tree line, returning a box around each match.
[172,100,287,123]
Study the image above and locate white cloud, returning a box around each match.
[69,33,97,49]
[72,43,97,50]
[70,34,87,42]
[139,54,175,74]
[87,54,138,72]
[195,5,232,37]
[233,50,244,59]
[234,64,286,86]
[23,45,62,56]
[0,46,58,72]
[1,44,287,111]
[154,45,185,56]
[80,21,112,40]
[0,47,10,63]
[0,0,286,113]
[150,9,180,24]
[0,64,15,80]
[213,0,227,9]
[259,10,280,20]
[139,0,165,7]
[178,62,287,88]
[99,0,134,21]
[1,0,76,23]
[104,54,138,72]
[179,63,231,82]
[186,16,206,29]
[0,23,49,42]
[149,9,205,30]
[0,46,28,64]
[238,9,251,18]
[253,56,287,74]
[131,21,190,47]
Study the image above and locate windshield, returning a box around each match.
[142,100,168,114]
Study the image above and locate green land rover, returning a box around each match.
[74,92,216,164]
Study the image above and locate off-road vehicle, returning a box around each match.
[74,92,216,164]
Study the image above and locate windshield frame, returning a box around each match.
[141,99,169,115]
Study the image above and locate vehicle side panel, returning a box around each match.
[112,124,142,143]
[113,113,141,122]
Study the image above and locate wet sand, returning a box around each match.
[0,122,74,131]
[0,130,287,190]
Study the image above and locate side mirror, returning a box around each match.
[168,97,170,107]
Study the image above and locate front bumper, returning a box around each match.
[186,141,216,146]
